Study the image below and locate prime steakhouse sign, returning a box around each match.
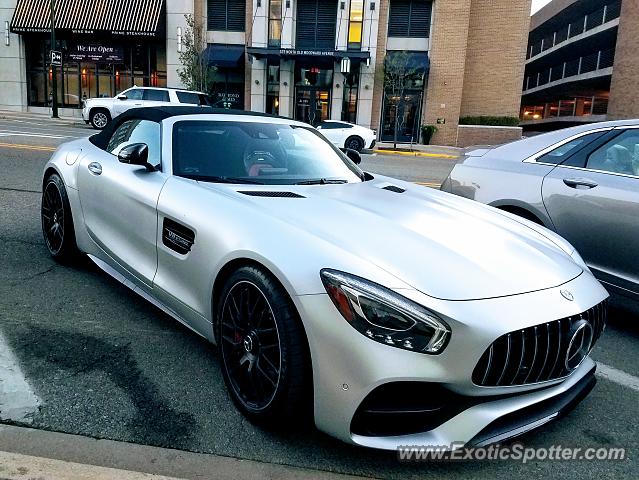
[67,44,124,62]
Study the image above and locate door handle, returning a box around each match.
[563,177,598,189]
[88,162,102,175]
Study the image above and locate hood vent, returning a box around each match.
[238,191,306,198]
[382,185,406,194]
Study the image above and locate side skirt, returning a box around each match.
[87,254,212,342]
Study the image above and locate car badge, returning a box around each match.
[565,320,594,371]
[560,289,574,301]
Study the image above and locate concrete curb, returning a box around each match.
[374,149,459,159]
[0,111,87,127]
[0,425,372,480]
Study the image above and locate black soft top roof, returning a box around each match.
[89,106,288,150]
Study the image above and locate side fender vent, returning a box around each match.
[238,191,306,198]
[382,185,406,194]
[163,218,195,255]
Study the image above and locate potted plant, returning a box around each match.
[421,124,438,145]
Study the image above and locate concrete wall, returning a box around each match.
[0,0,27,112]
[607,0,639,120]
[456,125,522,148]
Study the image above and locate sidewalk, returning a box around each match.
[0,109,86,127]
[373,142,462,159]
[0,425,369,480]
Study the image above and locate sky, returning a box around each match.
[531,0,553,14]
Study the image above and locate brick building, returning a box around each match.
[521,0,639,131]
[0,0,531,146]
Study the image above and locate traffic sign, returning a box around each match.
[50,50,62,67]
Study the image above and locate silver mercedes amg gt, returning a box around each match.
[41,107,608,451]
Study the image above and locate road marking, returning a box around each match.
[0,130,73,139]
[0,142,56,152]
[0,333,40,424]
[596,362,639,393]
[415,181,442,188]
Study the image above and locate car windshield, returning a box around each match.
[172,120,364,185]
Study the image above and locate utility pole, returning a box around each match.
[49,0,58,118]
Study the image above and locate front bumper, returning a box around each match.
[293,270,607,450]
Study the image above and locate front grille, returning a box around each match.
[473,301,607,387]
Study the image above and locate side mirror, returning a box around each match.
[117,94,127,100]
[341,147,362,165]
[118,143,154,171]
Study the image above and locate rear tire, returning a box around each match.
[215,265,311,427]
[345,136,365,152]
[41,173,80,262]
[90,108,110,130]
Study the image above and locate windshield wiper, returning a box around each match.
[295,178,349,185]
[181,174,264,185]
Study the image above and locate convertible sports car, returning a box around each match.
[41,107,608,450]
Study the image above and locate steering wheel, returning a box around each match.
[243,149,285,176]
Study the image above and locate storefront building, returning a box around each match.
[1,0,531,146]
[1,0,166,115]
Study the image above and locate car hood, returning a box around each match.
[206,177,583,301]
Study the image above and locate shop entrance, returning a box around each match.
[295,87,330,126]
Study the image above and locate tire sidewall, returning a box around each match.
[42,174,77,260]
[215,266,309,422]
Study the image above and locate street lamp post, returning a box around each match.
[49,0,58,118]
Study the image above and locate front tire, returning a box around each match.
[216,266,311,427]
[345,135,365,152]
[90,108,110,130]
[41,173,79,262]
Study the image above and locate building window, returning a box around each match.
[342,72,359,122]
[388,0,432,38]
[269,0,282,47]
[207,0,246,31]
[296,0,338,50]
[347,0,364,50]
[267,60,280,115]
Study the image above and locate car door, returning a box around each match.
[112,88,143,116]
[77,118,168,286]
[317,122,341,146]
[542,127,639,294]
[143,88,171,107]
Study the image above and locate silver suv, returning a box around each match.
[82,86,209,129]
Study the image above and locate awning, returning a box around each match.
[10,0,164,36]
[385,51,430,74]
[246,46,371,62]
[205,44,245,68]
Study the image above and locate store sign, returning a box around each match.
[50,50,62,67]
[67,44,123,62]
[280,49,336,57]
[212,92,242,109]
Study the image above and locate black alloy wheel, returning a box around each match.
[217,266,310,425]
[345,136,365,152]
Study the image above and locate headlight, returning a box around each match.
[320,269,450,354]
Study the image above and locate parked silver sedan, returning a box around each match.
[442,120,639,306]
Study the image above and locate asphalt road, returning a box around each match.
[0,115,637,479]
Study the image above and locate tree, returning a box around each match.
[382,52,421,148]
[177,14,216,92]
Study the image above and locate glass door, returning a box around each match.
[381,91,423,143]
[295,87,331,126]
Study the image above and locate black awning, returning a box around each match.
[10,0,164,36]
[246,47,371,61]
[205,44,245,68]
[385,51,430,74]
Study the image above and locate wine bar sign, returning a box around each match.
[67,44,124,62]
